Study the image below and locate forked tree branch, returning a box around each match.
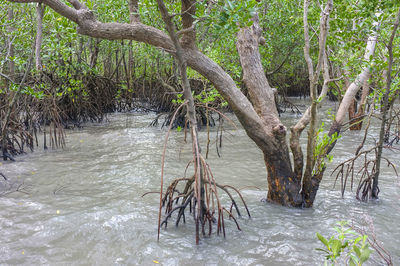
[7,0,267,146]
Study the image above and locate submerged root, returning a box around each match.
[159,160,250,239]
[150,106,216,130]
[154,102,245,244]
[331,146,398,201]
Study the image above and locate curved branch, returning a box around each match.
[8,0,266,147]
[11,0,79,22]
[331,31,378,135]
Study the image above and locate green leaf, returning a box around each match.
[353,236,362,245]
[349,256,357,266]
[227,0,234,10]
[353,245,361,257]
[360,248,372,264]
[331,239,342,257]
[316,232,329,249]
[315,248,330,254]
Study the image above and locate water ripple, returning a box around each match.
[1,111,399,265]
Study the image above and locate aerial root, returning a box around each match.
[331,146,397,201]
[159,160,250,239]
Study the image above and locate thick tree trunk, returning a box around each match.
[264,152,303,206]
[235,16,303,206]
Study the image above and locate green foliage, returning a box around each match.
[316,221,372,266]
[371,74,400,110]
[194,87,225,105]
[313,122,341,174]
[213,0,261,32]
[328,0,400,101]
[20,85,45,100]
[171,93,184,105]
[2,0,399,121]
[171,87,227,108]
[258,0,307,95]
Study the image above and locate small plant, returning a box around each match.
[316,221,372,265]
[171,93,184,105]
[313,122,341,175]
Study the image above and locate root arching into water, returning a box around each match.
[150,102,249,244]
[158,159,251,240]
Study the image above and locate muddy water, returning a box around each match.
[0,100,399,265]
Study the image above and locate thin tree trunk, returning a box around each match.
[89,38,100,68]
[156,0,203,243]
[2,7,16,160]
[302,0,332,198]
[329,31,378,137]
[76,36,84,64]
[128,0,140,23]
[7,8,15,78]
[121,41,131,92]
[127,0,139,90]
[115,49,119,81]
[372,7,400,199]
[290,52,332,179]
[348,75,370,130]
[2,52,34,160]
[35,3,45,70]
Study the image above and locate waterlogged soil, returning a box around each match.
[0,100,399,265]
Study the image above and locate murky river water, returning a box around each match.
[1,100,399,265]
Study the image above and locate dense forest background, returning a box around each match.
[1,0,398,152]
[1,1,400,262]
[2,0,399,202]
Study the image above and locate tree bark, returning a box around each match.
[89,38,101,68]
[128,0,140,23]
[301,0,332,202]
[348,77,369,131]
[35,3,45,70]
[235,15,304,206]
[330,32,378,136]
[372,7,400,199]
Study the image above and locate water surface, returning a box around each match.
[1,101,399,265]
